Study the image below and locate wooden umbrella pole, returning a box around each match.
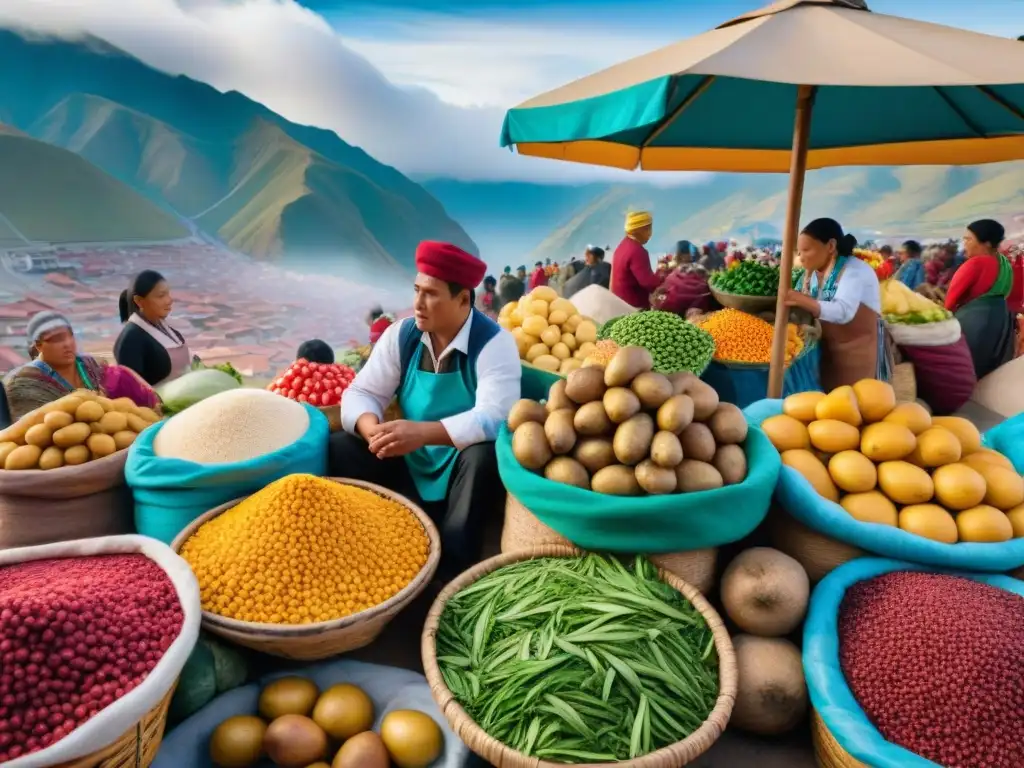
[767,84,816,398]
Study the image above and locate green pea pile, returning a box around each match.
[598,315,625,341]
[607,310,715,374]
[709,261,781,297]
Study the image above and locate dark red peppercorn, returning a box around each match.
[839,572,1024,768]
[0,554,182,763]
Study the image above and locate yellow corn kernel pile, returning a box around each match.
[698,309,804,364]
[180,474,429,624]
[584,339,620,368]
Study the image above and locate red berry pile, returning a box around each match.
[268,360,355,407]
[0,554,183,763]
[840,571,1024,767]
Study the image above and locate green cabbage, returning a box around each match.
[157,368,241,415]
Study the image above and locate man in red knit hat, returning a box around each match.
[331,241,521,575]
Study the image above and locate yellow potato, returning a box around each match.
[43,411,74,430]
[526,343,550,363]
[540,325,562,347]
[113,431,138,451]
[53,423,91,449]
[4,445,42,471]
[126,414,150,433]
[562,314,583,334]
[86,433,117,459]
[548,309,569,327]
[24,424,54,448]
[98,411,129,435]
[0,442,20,466]
[574,319,598,344]
[38,447,65,471]
[137,407,162,424]
[560,333,578,351]
[64,445,91,466]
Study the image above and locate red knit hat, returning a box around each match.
[415,241,486,289]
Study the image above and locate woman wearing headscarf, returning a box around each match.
[2,311,107,421]
[944,219,1018,378]
[784,218,890,390]
[611,211,663,308]
[114,270,191,386]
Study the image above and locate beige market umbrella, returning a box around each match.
[500,0,1024,395]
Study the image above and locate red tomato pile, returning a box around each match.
[267,359,356,407]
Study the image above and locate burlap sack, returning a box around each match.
[0,451,134,549]
[767,511,866,584]
[501,495,718,595]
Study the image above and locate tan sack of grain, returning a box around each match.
[969,356,1024,420]
[570,285,637,326]
[153,389,310,464]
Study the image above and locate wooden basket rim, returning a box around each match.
[420,545,737,768]
[709,286,779,303]
[170,477,441,638]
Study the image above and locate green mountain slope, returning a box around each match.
[523,163,1024,261]
[0,30,475,273]
[0,126,187,247]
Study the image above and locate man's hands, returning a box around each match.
[365,420,428,459]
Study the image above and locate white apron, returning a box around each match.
[128,314,191,386]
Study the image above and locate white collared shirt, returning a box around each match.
[340,313,522,450]
[811,256,882,325]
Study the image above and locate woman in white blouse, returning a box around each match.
[114,270,192,386]
[784,218,890,390]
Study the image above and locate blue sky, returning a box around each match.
[3,0,1022,183]
[308,0,1024,106]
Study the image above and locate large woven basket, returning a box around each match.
[421,546,737,768]
[709,288,777,313]
[170,478,440,660]
[811,710,869,768]
[56,687,175,768]
[500,496,718,595]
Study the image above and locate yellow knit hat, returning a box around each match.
[625,211,652,233]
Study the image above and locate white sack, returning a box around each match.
[1,535,201,768]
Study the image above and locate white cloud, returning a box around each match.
[343,15,674,109]
[0,0,704,185]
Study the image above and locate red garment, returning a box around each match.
[944,255,1002,312]
[876,260,895,280]
[611,236,662,308]
[415,241,486,288]
[528,267,548,291]
[1008,257,1024,314]
[369,316,392,344]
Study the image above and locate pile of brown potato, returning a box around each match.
[509,346,750,495]
[0,390,160,471]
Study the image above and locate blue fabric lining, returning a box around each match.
[804,558,1024,768]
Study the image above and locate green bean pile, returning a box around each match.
[435,555,719,763]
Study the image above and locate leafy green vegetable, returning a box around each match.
[156,368,241,415]
[606,311,715,375]
[435,554,720,763]
[190,359,244,385]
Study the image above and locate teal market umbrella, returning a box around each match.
[500,0,1024,395]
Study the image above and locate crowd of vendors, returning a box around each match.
[1,208,1024,768]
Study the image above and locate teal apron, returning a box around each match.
[396,310,500,502]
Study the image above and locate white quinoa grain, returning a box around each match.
[153,389,310,464]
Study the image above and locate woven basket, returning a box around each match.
[56,686,175,768]
[709,288,777,314]
[891,362,916,404]
[500,496,718,595]
[811,709,869,768]
[170,478,440,660]
[422,546,737,768]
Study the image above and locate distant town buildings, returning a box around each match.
[0,243,402,378]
